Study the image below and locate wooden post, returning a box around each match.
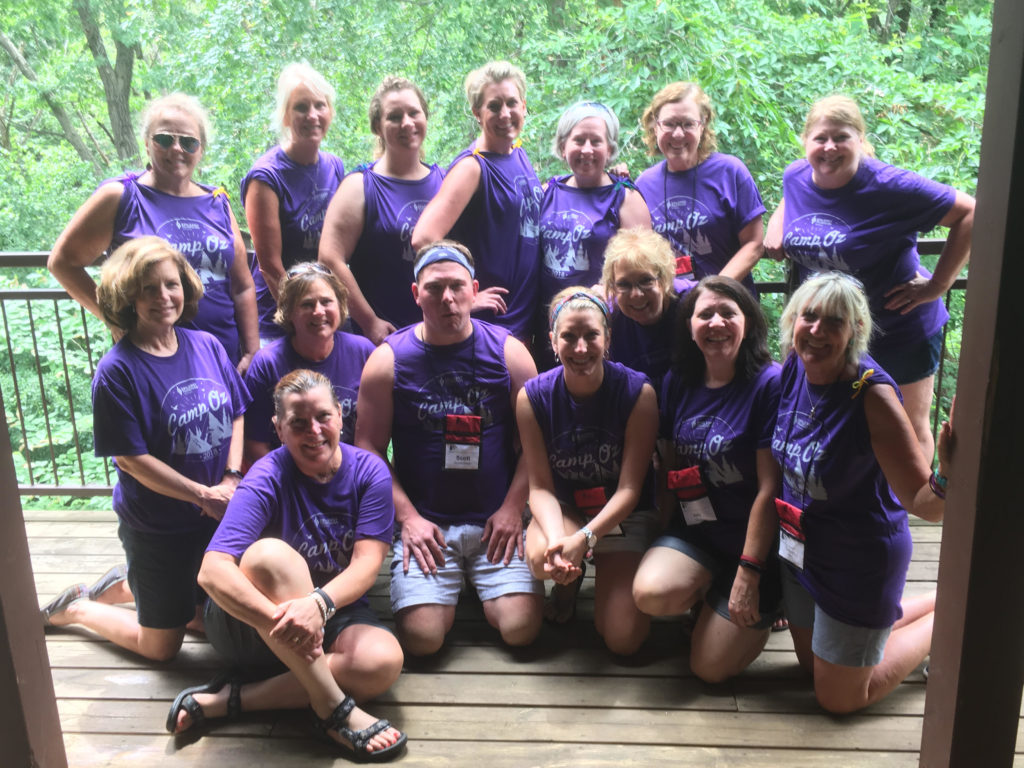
[0,418,68,766]
[919,0,1024,765]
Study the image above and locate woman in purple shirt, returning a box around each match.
[635,81,765,292]
[519,287,659,654]
[764,95,974,463]
[633,276,782,682]
[243,263,374,466]
[320,76,444,343]
[772,272,952,713]
[41,237,248,662]
[170,370,406,760]
[49,93,258,371]
[412,61,542,342]
[243,63,346,341]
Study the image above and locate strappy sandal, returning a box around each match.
[311,695,407,762]
[41,583,88,626]
[87,564,128,601]
[166,671,241,734]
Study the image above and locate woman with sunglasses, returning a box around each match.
[242,262,373,467]
[411,61,542,343]
[635,82,765,293]
[49,93,259,373]
[319,76,444,344]
[519,287,658,648]
[535,101,650,367]
[601,228,692,397]
[242,64,346,343]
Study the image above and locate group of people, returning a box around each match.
[38,57,969,760]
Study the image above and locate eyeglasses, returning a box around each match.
[612,276,658,294]
[656,119,703,134]
[286,262,333,279]
[151,133,201,154]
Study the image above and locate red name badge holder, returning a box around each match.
[444,414,481,471]
[774,498,806,569]
[572,486,623,536]
[667,465,717,526]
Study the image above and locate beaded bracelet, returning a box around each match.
[928,471,947,500]
[309,591,328,625]
[312,587,337,621]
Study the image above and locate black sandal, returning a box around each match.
[311,695,407,762]
[166,672,241,734]
[544,562,586,624]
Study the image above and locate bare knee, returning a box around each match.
[138,628,185,662]
[396,605,453,657]
[485,594,542,647]
[815,684,868,715]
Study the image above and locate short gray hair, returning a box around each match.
[551,101,620,163]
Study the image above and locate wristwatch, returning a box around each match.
[578,525,597,549]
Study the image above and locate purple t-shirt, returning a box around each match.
[770,352,912,628]
[447,144,542,340]
[525,360,653,509]
[92,328,250,534]
[349,161,445,332]
[781,156,956,352]
[243,330,374,447]
[387,320,516,526]
[636,153,765,294]
[538,174,631,306]
[240,147,346,339]
[207,442,394,599]
[660,363,780,557]
[109,172,242,363]
[608,290,692,397]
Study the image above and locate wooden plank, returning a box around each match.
[60,734,931,768]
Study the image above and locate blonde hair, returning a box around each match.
[140,93,212,150]
[548,286,610,337]
[801,95,876,158]
[97,236,203,331]
[640,82,717,161]
[464,61,526,113]
[779,272,873,366]
[273,63,336,141]
[601,228,677,299]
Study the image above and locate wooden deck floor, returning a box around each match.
[27,508,1023,767]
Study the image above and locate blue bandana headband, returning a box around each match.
[413,246,475,281]
[549,290,610,330]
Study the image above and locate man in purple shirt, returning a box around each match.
[357,240,543,656]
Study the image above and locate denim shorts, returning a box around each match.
[872,329,943,385]
[117,518,217,629]
[204,597,389,669]
[390,523,543,613]
[652,532,783,630]
[781,564,891,667]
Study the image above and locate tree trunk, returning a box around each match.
[0,31,101,174]
[74,0,138,165]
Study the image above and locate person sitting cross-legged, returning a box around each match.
[169,369,406,761]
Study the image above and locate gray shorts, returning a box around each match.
[781,564,891,667]
[579,507,659,556]
[390,523,543,613]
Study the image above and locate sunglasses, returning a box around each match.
[151,133,201,154]
[286,262,333,279]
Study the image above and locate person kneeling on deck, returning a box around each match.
[169,369,406,762]
[356,240,544,656]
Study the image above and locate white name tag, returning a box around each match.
[779,530,805,570]
[680,496,717,526]
[444,442,480,470]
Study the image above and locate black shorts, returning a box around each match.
[117,518,217,629]
[203,597,390,670]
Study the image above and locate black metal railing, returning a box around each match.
[1,244,963,498]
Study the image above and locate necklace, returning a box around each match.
[803,373,829,418]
